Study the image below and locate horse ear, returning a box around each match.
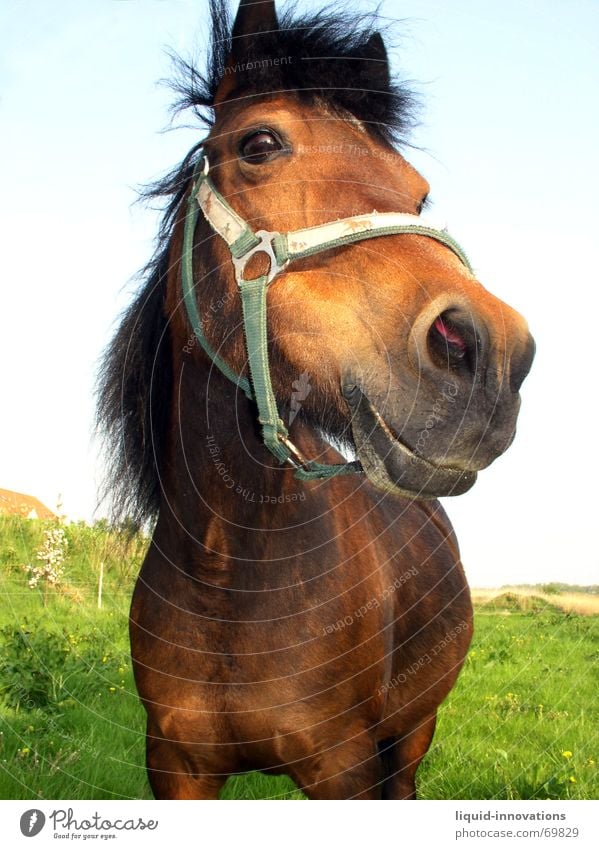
[214,0,279,105]
[361,31,390,91]
[232,0,278,44]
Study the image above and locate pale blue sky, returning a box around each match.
[1,0,598,586]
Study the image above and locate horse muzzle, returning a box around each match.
[342,309,534,499]
[342,383,477,499]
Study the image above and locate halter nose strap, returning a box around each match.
[182,154,473,480]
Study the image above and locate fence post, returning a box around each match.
[98,561,104,609]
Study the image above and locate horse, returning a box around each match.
[97,0,534,799]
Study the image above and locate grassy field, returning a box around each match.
[0,516,596,800]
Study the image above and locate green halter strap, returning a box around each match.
[182,154,473,481]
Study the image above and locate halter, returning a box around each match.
[182,154,473,481]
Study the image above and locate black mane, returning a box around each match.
[96,0,416,523]
[171,0,415,142]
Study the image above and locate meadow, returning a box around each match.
[0,516,596,800]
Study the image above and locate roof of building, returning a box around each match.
[0,488,57,521]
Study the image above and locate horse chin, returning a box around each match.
[342,384,477,499]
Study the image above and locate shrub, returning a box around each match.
[0,621,127,711]
[22,526,68,604]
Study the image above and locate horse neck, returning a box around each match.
[154,212,346,572]
[158,352,327,557]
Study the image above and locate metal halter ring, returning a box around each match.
[232,230,289,285]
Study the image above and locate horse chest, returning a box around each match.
[131,555,391,717]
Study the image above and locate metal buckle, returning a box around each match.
[278,434,313,472]
[233,230,288,286]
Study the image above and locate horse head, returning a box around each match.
[171,0,535,500]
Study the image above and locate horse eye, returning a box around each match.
[240,130,283,164]
[417,194,429,215]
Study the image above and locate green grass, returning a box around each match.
[0,517,597,799]
[418,611,598,799]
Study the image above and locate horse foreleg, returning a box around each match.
[293,735,383,800]
[379,714,437,799]
[145,723,226,800]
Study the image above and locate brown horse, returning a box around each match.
[98,0,534,799]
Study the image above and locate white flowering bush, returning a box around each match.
[23,527,68,602]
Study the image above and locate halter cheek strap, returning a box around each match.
[182,155,473,480]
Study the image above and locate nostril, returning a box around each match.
[427,310,480,375]
[433,316,468,355]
